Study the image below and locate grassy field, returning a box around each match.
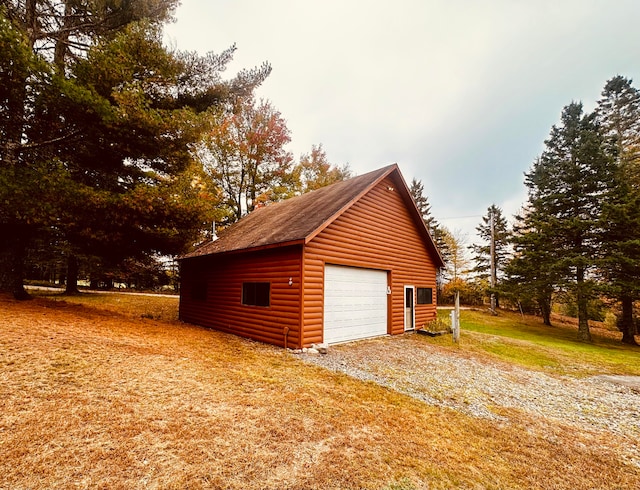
[433,308,640,377]
[1,292,638,489]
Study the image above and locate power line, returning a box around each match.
[439,214,482,220]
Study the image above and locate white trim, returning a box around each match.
[404,285,415,331]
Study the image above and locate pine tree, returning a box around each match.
[408,177,448,260]
[0,2,270,296]
[596,76,640,345]
[520,103,611,341]
[409,178,434,228]
[505,203,559,325]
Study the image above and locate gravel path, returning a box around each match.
[296,334,640,466]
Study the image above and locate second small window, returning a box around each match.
[416,287,433,305]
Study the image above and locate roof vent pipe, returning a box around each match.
[212,221,218,242]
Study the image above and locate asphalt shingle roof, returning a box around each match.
[182,163,443,267]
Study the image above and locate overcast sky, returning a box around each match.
[164,0,640,244]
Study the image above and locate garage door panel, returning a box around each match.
[324,265,388,344]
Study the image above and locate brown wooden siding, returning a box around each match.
[179,246,302,348]
[302,176,439,346]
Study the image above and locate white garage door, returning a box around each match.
[323,265,388,344]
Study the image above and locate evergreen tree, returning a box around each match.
[470,204,510,307]
[408,177,450,294]
[596,76,640,345]
[0,1,270,296]
[505,203,558,325]
[521,103,611,341]
[409,178,436,230]
[408,177,449,261]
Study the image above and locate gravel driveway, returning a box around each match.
[296,333,640,467]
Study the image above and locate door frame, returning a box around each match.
[404,285,415,331]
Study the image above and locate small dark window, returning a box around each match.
[191,278,207,301]
[417,287,433,305]
[242,282,270,307]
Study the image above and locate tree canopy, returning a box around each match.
[203,97,293,224]
[0,0,270,297]
[595,76,640,345]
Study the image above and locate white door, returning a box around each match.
[404,285,415,331]
[323,265,388,344]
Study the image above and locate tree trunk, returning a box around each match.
[0,224,30,300]
[53,2,72,70]
[576,268,592,342]
[537,286,553,326]
[620,296,638,346]
[539,295,552,326]
[577,298,591,342]
[65,254,79,294]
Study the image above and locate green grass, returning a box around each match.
[433,308,640,377]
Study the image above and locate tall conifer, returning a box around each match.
[520,103,611,341]
[470,205,510,307]
[596,76,640,345]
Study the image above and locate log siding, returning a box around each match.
[179,246,302,348]
[302,176,438,346]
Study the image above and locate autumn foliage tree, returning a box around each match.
[291,144,351,193]
[204,97,293,224]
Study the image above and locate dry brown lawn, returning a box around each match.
[1,294,638,489]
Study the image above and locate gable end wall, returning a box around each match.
[301,176,439,346]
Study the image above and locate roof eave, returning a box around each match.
[179,238,305,261]
[391,169,446,269]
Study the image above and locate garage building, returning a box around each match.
[178,164,444,348]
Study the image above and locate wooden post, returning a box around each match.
[453,290,460,342]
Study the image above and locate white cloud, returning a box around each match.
[165,0,640,242]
